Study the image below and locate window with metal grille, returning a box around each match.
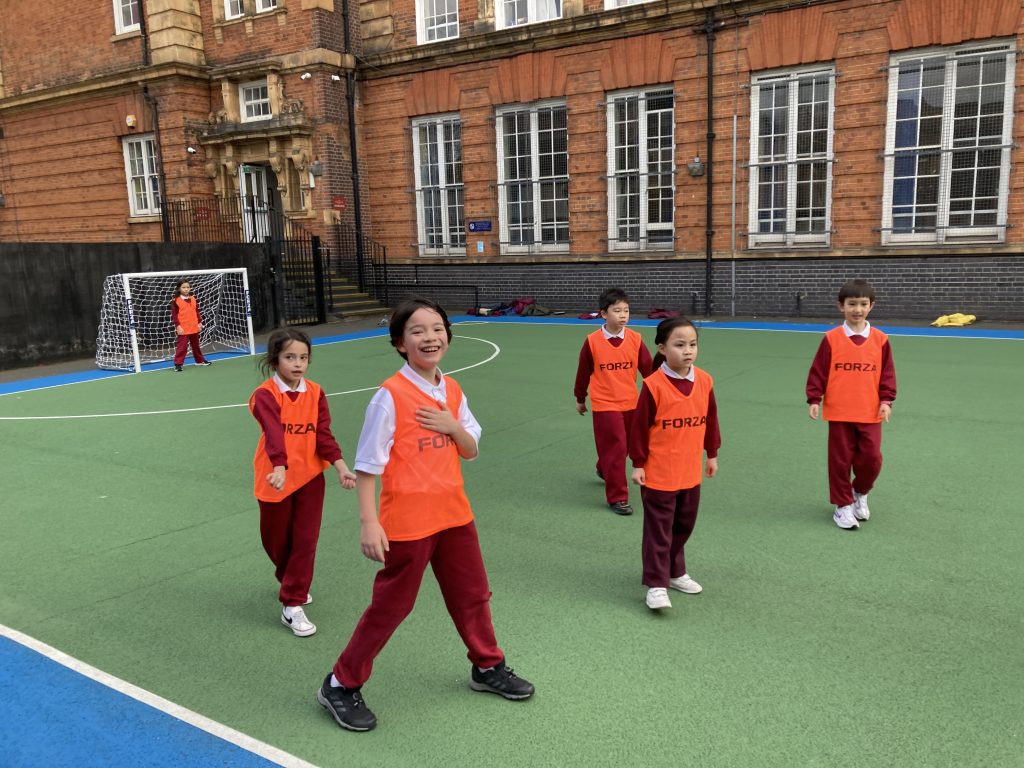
[413,115,466,256]
[418,0,458,43]
[123,135,161,216]
[748,67,835,248]
[606,88,674,250]
[496,102,569,253]
[882,42,1014,244]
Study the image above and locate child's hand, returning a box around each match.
[267,466,286,491]
[879,403,892,422]
[175,325,184,336]
[575,400,587,415]
[808,403,820,420]
[335,461,357,489]
[415,405,459,435]
[705,457,718,478]
[360,519,389,563]
[631,467,645,486]
[198,323,204,332]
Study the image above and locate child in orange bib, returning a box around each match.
[574,287,653,515]
[806,279,897,530]
[316,297,534,733]
[249,329,356,637]
[170,280,211,371]
[629,317,720,611]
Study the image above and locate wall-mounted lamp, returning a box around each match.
[125,114,137,128]
[331,74,342,81]
[186,146,198,155]
[687,156,705,177]
[309,160,324,177]
[300,72,312,80]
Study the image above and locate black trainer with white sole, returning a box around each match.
[469,659,535,700]
[316,675,377,731]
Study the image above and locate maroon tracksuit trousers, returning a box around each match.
[592,409,635,504]
[259,474,325,607]
[174,333,207,365]
[334,521,504,689]
[827,421,882,506]
[641,485,700,588]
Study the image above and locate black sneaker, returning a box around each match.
[316,675,377,731]
[609,501,634,516]
[173,364,183,372]
[469,659,534,700]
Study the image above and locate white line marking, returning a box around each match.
[0,335,500,421]
[0,624,319,768]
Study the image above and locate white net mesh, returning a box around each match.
[95,270,252,371]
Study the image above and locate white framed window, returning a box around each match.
[882,41,1015,244]
[496,102,569,253]
[748,66,835,248]
[604,0,651,7]
[113,0,140,34]
[417,0,459,43]
[255,0,277,11]
[606,87,674,250]
[225,0,244,20]
[240,80,272,122]
[497,0,561,29]
[123,135,161,216]
[413,115,466,256]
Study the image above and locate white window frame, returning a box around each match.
[255,0,277,11]
[496,101,570,254]
[748,66,835,248]
[240,80,272,123]
[882,41,1015,245]
[123,134,161,217]
[113,0,140,34]
[417,0,459,44]
[497,0,561,30]
[606,87,675,251]
[604,0,651,8]
[224,0,244,20]
[412,114,466,257]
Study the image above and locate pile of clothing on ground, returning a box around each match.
[468,297,558,316]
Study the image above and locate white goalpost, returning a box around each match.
[95,268,256,372]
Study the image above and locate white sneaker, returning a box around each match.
[645,588,672,610]
[303,593,313,606]
[669,574,703,594]
[281,606,317,637]
[833,504,859,530]
[853,491,870,521]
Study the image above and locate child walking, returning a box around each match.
[249,329,357,637]
[317,297,534,732]
[574,287,653,515]
[806,279,896,530]
[170,279,211,371]
[629,317,720,611]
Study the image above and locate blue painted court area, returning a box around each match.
[0,635,292,768]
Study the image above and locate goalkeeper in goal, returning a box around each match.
[171,279,213,371]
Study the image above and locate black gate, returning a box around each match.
[267,234,327,326]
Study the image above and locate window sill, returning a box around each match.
[128,214,162,224]
[110,29,142,43]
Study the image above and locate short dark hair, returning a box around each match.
[838,279,875,303]
[389,296,453,360]
[260,328,312,377]
[651,315,698,369]
[599,287,629,311]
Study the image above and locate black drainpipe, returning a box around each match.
[137,3,170,241]
[341,0,366,285]
[700,9,716,317]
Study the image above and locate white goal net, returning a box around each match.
[95,268,256,372]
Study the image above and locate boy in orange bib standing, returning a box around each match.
[630,317,720,611]
[170,279,211,371]
[806,279,897,530]
[317,297,534,732]
[574,287,653,515]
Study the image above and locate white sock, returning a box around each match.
[330,674,343,688]
[283,605,299,618]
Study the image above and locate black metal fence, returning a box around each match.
[327,222,389,304]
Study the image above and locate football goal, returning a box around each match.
[95,268,256,372]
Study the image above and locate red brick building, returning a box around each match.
[2,0,1023,318]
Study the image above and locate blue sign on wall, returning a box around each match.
[468,220,492,232]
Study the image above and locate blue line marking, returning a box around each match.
[0,637,282,768]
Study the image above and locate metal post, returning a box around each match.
[312,235,327,324]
